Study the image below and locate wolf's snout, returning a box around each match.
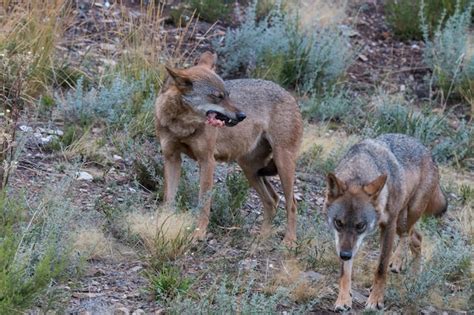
[340,250,352,261]
[236,111,246,122]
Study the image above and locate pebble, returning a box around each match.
[77,171,94,181]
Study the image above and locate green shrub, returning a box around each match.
[432,120,473,169]
[186,0,232,23]
[147,264,193,301]
[387,221,472,310]
[169,276,314,314]
[384,0,472,40]
[57,74,156,133]
[210,171,249,232]
[366,104,447,145]
[302,88,361,123]
[0,183,75,313]
[215,2,353,93]
[421,1,473,104]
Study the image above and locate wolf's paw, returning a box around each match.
[366,291,384,310]
[334,294,352,312]
[389,257,404,273]
[282,234,296,248]
[192,227,207,242]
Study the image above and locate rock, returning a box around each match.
[77,171,94,181]
[301,270,324,282]
[113,154,123,161]
[358,54,369,62]
[19,125,33,132]
[208,239,217,245]
[114,307,130,315]
[238,258,257,270]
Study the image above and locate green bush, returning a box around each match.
[0,184,75,313]
[215,2,353,93]
[147,264,193,301]
[169,277,313,314]
[384,0,472,40]
[210,171,249,231]
[57,74,156,134]
[421,1,473,104]
[186,0,232,23]
[302,88,362,123]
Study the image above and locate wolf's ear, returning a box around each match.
[196,51,217,70]
[327,173,346,200]
[165,66,193,90]
[363,174,387,200]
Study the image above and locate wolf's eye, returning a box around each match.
[210,92,224,100]
[334,219,343,230]
[355,222,366,233]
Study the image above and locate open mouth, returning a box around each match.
[206,110,239,127]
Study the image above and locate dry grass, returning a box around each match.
[264,259,331,303]
[126,208,194,262]
[0,0,73,101]
[73,227,114,260]
[296,0,348,28]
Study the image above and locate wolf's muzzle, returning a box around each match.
[206,110,246,127]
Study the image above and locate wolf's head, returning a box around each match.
[165,52,246,127]
[324,173,387,261]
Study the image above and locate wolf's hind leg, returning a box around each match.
[239,163,278,238]
[389,234,408,273]
[272,147,298,246]
[409,229,422,273]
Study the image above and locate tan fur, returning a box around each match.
[155,52,303,244]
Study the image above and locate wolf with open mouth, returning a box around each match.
[155,51,303,245]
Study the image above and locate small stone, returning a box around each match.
[114,307,130,315]
[19,125,33,132]
[358,54,369,62]
[400,84,406,92]
[208,239,217,245]
[301,270,324,282]
[113,154,123,161]
[132,310,146,315]
[77,171,94,181]
[411,44,420,50]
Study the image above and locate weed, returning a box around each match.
[210,170,249,232]
[147,264,193,301]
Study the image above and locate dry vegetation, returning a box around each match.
[0,0,472,314]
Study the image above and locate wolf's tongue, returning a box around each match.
[206,112,225,127]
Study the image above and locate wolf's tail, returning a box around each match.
[425,185,448,217]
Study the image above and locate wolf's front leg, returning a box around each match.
[194,158,216,240]
[367,223,396,310]
[163,152,182,203]
[335,259,353,312]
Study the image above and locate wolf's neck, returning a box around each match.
[157,90,204,138]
